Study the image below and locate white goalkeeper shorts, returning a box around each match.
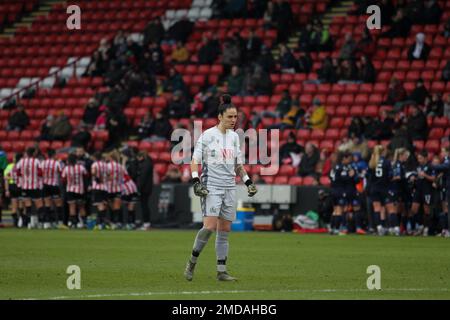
[200,187,236,221]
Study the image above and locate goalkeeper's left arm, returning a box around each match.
[235,164,257,197]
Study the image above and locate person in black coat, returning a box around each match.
[7,104,29,131]
[407,33,430,61]
[136,151,154,229]
[198,35,221,65]
[406,105,429,141]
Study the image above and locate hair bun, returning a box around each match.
[221,94,232,104]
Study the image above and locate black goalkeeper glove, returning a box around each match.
[245,179,258,197]
[193,178,209,197]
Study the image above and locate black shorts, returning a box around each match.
[22,189,43,200]
[412,188,432,205]
[332,189,347,206]
[122,193,139,203]
[66,192,85,203]
[369,189,389,205]
[108,192,121,200]
[92,190,108,204]
[386,189,400,204]
[8,184,21,198]
[43,185,61,199]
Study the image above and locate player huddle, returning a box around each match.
[3,146,139,230]
[329,146,450,237]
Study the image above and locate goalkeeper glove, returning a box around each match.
[245,179,258,197]
[193,177,209,197]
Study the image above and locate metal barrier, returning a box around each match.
[0,55,86,107]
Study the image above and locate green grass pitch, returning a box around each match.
[1,229,450,300]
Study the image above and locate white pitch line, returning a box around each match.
[21,288,450,300]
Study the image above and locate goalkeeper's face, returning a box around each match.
[219,108,238,130]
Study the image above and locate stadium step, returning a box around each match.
[2,0,66,37]
[321,0,355,26]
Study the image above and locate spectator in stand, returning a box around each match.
[83,51,106,77]
[164,67,186,94]
[167,16,194,43]
[242,64,272,96]
[298,142,320,180]
[318,57,338,83]
[222,38,242,75]
[49,111,72,141]
[244,30,262,63]
[280,132,304,166]
[106,111,127,149]
[338,59,359,83]
[143,17,165,46]
[388,125,415,154]
[442,60,450,82]
[137,112,154,140]
[251,89,292,128]
[269,100,305,130]
[263,1,276,29]
[406,104,429,141]
[310,22,332,52]
[81,98,99,129]
[408,33,430,61]
[357,55,376,83]
[198,34,221,65]
[226,65,244,95]
[395,78,429,112]
[381,9,412,38]
[149,51,165,75]
[165,91,189,119]
[71,124,92,150]
[348,117,365,139]
[171,41,190,64]
[420,0,442,24]
[383,77,407,106]
[443,19,450,38]
[356,27,375,56]
[273,0,294,43]
[425,93,444,117]
[94,105,108,130]
[39,115,54,141]
[146,112,173,141]
[306,98,328,130]
[297,51,313,73]
[202,87,221,118]
[444,94,450,119]
[298,24,313,52]
[374,109,395,140]
[256,45,276,73]
[162,165,182,183]
[7,104,29,131]
[278,44,297,73]
[338,134,370,160]
[339,33,357,61]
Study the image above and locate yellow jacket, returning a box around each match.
[309,105,328,130]
[171,48,189,63]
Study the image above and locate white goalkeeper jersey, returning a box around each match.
[192,126,243,189]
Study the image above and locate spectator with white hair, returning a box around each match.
[407,33,430,61]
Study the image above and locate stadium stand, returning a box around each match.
[0,0,449,188]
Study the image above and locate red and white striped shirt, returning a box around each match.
[91,160,108,191]
[42,159,63,186]
[61,164,87,194]
[15,157,43,190]
[106,161,125,193]
[122,174,138,196]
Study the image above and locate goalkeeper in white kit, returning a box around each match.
[184,94,258,281]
